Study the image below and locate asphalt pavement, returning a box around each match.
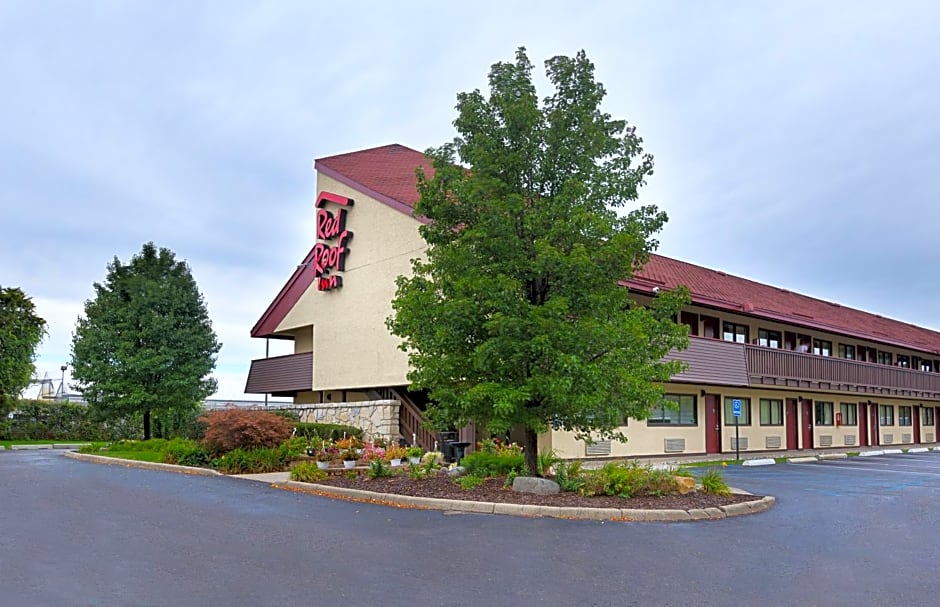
[2,449,940,606]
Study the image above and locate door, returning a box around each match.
[785,398,799,450]
[801,399,814,449]
[870,402,880,446]
[702,316,719,339]
[859,402,869,447]
[680,312,699,336]
[914,405,921,443]
[705,394,721,454]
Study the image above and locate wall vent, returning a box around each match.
[927,432,935,443]
[883,434,894,445]
[585,440,611,456]
[664,438,686,453]
[844,435,856,446]
[765,436,782,449]
[902,433,912,443]
[730,437,748,450]
[819,435,833,447]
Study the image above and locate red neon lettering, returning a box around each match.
[316,207,347,240]
[312,191,354,291]
[311,231,351,276]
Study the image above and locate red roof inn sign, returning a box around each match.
[313,192,353,291]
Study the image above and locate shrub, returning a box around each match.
[0,399,139,441]
[215,447,288,475]
[536,449,563,476]
[162,439,210,467]
[280,436,308,458]
[580,461,678,498]
[460,450,525,477]
[367,459,393,479]
[553,461,585,493]
[200,409,292,455]
[701,468,731,496]
[290,462,328,483]
[454,474,485,490]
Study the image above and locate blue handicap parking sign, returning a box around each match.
[732,399,741,417]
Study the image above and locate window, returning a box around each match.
[923,407,935,426]
[840,403,857,426]
[759,399,783,426]
[838,344,855,360]
[813,339,832,357]
[724,397,751,425]
[723,322,749,344]
[815,401,834,426]
[897,355,910,368]
[879,405,894,426]
[898,406,912,426]
[758,329,781,348]
[921,360,933,372]
[877,351,893,365]
[648,394,697,426]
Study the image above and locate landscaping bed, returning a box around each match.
[310,472,761,510]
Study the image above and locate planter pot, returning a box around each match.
[408,457,421,465]
[390,458,402,467]
[306,448,316,457]
[316,461,330,470]
[343,460,357,469]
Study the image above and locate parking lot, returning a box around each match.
[3,449,940,606]
[722,450,940,499]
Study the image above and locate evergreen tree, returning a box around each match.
[71,243,221,439]
[0,287,47,415]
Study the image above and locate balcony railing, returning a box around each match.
[744,344,940,397]
[245,352,313,395]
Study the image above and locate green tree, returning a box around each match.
[71,243,221,439]
[387,48,690,474]
[0,287,47,414]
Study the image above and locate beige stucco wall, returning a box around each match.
[276,174,427,391]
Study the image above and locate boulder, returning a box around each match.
[674,476,696,495]
[512,476,561,495]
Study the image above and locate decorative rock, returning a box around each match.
[674,476,696,494]
[511,476,561,495]
[742,458,775,466]
[446,466,465,477]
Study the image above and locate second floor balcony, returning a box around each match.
[670,336,940,400]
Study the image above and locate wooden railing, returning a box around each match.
[745,345,940,394]
[390,388,438,452]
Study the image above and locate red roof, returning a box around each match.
[255,144,940,356]
[315,144,434,211]
[626,255,940,355]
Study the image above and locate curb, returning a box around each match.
[276,480,775,522]
[64,451,222,477]
[64,451,775,522]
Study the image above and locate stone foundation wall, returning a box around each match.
[272,400,400,442]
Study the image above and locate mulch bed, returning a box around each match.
[311,473,761,510]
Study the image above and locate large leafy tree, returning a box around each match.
[0,287,47,414]
[71,243,221,439]
[388,48,690,474]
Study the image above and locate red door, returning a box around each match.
[859,403,868,447]
[705,394,721,454]
[785,398,798,450]
[801,399,814,449]
[914,406,921,443]
[870,402,880,446]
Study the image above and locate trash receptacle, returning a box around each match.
[438,431,458,461]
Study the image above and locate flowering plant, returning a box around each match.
[421,451,444,466]
[405,446,424,459]
[340,447,359,462]
[383,445,407,461]
[371,437,388,448]
[335,437,361,450]
[316,446,339,462]
[359,444,386,463]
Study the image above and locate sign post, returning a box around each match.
[732,399,742,461]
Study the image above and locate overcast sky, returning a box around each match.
[3,1,939,400]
